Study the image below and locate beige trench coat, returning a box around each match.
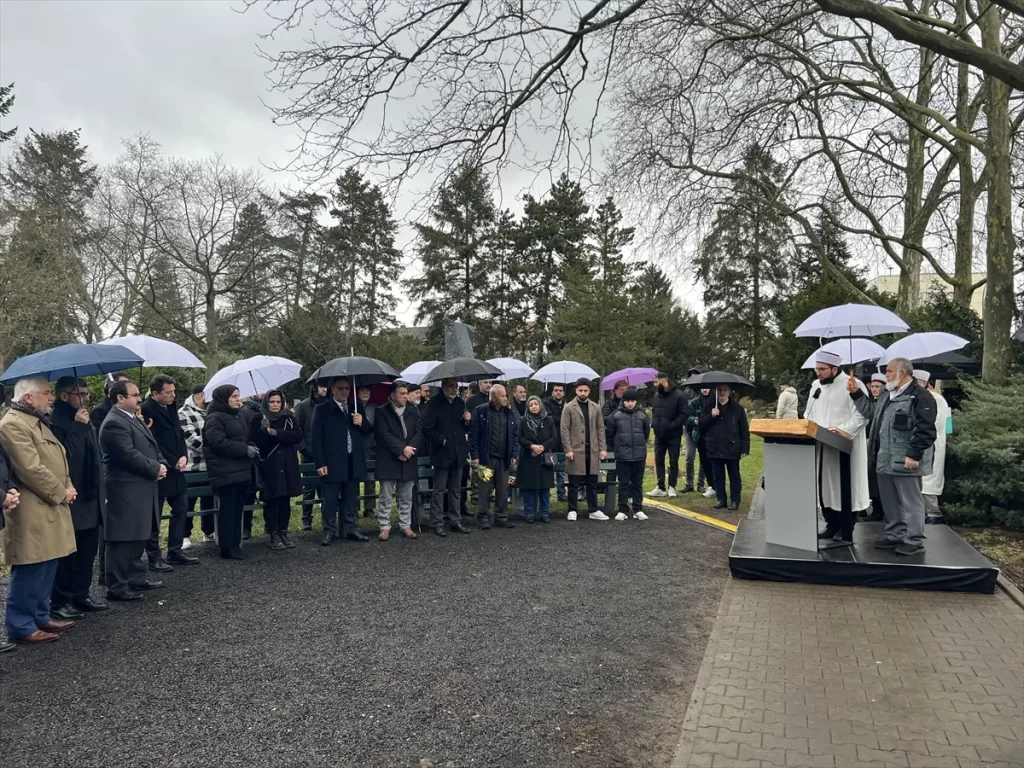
[0,409,76,566]
[560,398,607,476]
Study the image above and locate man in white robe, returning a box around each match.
[804,350,870,543]
[915,370,949,523]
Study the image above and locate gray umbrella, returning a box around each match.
[421,357,502,384]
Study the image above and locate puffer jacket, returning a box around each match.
[202,406,252,490]
[605,404,650,462]
[652,386,687,439]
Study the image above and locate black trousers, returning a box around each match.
[616,460,645,513]
[105,539,148,595]
[711,459,741,505]
[433,465,464,527]
[567,474,599,514]
[243,489,255,534]
[321,480,359,536]
[822,506,856,541]
[654,436,682,490]
[696,438,710,490]
[216,482,248,552]
[53,525,99,605]
[263,496,292,534]
[187,494,216,536]
[148,492,187,562]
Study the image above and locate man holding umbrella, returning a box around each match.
[423,377,473,537]
[804,350,870,543]
[311,377,374,545]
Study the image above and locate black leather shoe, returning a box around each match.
[713,502,727,510]
[727,503,740,511]
[73,598,109,613]
[345,531,369,543]
[280,531,296,549]
[539,517,550,524]
[131,580,165,591]
[302,522,313,531]
[220,548,247,560]
[524,518,535,524]
[873,538,901,549]
[450,522,471,534]
[167,552,199,565]
[321,533,337,546]
[434,527,448,537]
[51,604,85,620]
[107,589,143,601]
[149,559,174,573]
[494,519,516,528]
[0,640,15,653]
[478,519,492,530]
[817,527,839,540]
[896,544,925,556]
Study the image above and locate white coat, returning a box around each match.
[804,372,870,513]
[922,390,949,496]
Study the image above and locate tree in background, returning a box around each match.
[0,82,15,143]
[275,190,327,319]
[696,144,793,384]
[477,209,530,358]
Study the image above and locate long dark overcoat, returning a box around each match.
[99,409,162,542]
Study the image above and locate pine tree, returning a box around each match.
[630,264,705,380]
[276,190,327,318]
[695,143,793,383]
[222,201,280,344]
[592,196,635,283]
[0,82,16,143]
[478,209,530,357]
[406,163,496,345]
[356,183,402,334]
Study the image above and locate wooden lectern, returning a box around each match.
[749,419,854,552]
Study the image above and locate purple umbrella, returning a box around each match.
[601,367,659,390]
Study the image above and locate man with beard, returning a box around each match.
[512,384,528,419]
[560,379,609,521]
[294,382,327,530]
[804,351,870,544]
[648,372,687,498]
[423,377,472,537]
[544,384,567,501]
[50,377,107,617]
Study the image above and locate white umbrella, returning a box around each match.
[877,332,969,366]
[204,355,302,399]
[532,361,600,384]
[794,303,909,338]
[801,339,886,369]
[487,357,534,380]
[400,360,442,386]
[98,334,206,368]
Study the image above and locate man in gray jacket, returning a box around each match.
[869,357,937,556]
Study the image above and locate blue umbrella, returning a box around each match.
[0,343,145,385]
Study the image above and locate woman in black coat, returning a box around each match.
[203,385,258,560]
[700,384,750,511]
[250,389,303,550]
[516,396,559,523]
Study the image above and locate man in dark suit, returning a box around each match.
[310,377,374,546]
[50,377,107,618]
[141,375,198,568]
[423,377,472,538]
[89,372,131,430]
[99,380,166,601]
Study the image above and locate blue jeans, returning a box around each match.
[5,559,59,640]
[555,470,566,500]
[522,489,551,521]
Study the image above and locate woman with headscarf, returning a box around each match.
[516,396,559,523]
[203,385,258,560]
[249,389,303,550]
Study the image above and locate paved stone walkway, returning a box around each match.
[673,580,1024,767]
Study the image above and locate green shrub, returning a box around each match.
[945,376,1024,527]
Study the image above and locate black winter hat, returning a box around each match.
[623,387,639,402]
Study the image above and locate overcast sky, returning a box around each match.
[1,0,729,324]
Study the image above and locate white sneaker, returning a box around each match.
[589,511,610,521]
[181,538,193,550]
[633,511,649,521]
[614,512,628,521]
[703,487,717,498]
[647,488,667,498]
[567,511,578,522]
[667,487,678,498]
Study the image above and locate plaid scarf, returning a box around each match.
[11,400,53,429]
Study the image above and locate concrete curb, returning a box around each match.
[997,573,1024,609]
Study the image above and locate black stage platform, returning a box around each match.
[729,520,999,593]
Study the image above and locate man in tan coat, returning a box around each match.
[560,378,609,522]
[0,377,78,645]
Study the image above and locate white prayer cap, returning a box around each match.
[815,350,842,366]
[913,369,931,383]
[871,373,887,384]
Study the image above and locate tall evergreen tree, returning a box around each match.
[695,143,793,383]
[222,200,280,344]
[592,196,635,283]
[276,190,327,318]
[478,209,530,357]
[0,82,16,143]
[406,163,496,345]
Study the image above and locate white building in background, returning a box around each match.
[867,272,987,316]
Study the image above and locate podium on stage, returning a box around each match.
[749,419,853,552]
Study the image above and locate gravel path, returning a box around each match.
[0,510,731,768]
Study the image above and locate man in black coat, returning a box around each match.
[293,382,327,530]
[50,377,107,618]
[373,381,423,540]
[679,365,711,493]
[469,384,519,529]
[423,377,472,537]
[99,381,166,601]
[543,384,567,501]
[89,372,131,431]
[649,372,688,498]
[310,377,374,546]
[141,375,198,568]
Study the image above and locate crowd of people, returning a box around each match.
[0,363,753,652]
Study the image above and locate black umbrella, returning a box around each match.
[911,351,981,380]
[306,356,399,386]
[681,370,753,388]
[421,357,502,384]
